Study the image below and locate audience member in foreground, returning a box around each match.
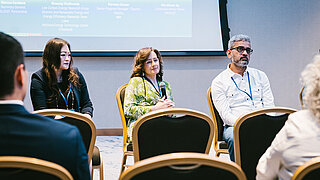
[30,38,93,118]
[256,54,320,180]
[211,34,274,161]
[0,32,90,180]
[124,47,175,144]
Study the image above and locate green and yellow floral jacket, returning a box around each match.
[124,77,173,144]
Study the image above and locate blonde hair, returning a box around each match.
[301,54,320,121]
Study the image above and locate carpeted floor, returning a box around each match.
[93,136,230,180]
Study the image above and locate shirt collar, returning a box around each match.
[227,63,249,78]
[0,100,24,105]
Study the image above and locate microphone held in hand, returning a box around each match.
[159,82,167,99]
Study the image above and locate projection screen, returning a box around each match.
[1,0,230,56]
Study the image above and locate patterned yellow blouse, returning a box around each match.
[124,77,174,144]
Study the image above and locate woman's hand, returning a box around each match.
[150,97,175,111]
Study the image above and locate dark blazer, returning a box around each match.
[0,104,90,180]
[30,68,93,117]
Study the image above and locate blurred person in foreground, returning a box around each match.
[256,54,320,180]
[0,32,90,180]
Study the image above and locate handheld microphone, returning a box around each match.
[159,82,167,99]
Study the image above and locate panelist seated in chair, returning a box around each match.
[30,38,93,118]
[256,54,320,180]
[0,32,90,180]
[124,47,175,144]
[211,34,274,161]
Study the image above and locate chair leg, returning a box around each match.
[90,161,93,180]
[99,158,104,180]
[120,153,128,175]
[215,152,220,157]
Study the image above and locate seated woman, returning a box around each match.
[124,47,175,144]
[30,38,93,118]
[256,54,320,180]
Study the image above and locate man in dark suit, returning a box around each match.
[0,32,90,179]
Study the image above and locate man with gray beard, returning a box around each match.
[211,34,275,161]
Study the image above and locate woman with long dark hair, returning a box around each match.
[30,38,93,117]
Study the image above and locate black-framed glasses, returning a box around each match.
[230,46,253,54]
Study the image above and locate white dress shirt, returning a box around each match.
[211,65,274,126]
[0,100,24,105]
[256,110,320,180]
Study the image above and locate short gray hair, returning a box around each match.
[301,54,320,122]
[228,34,251,49]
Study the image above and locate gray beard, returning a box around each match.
[232,57,249,67]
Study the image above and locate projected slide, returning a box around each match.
[1,0,225,53]
[1,0,191,37]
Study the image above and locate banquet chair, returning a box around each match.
[116,84,133,175]
[206,87,229,157]
[132,108,214,162]
[233,107,296,180]
[292,156,320,180]
[32,109,102,180]
[119,152,246,180]
[0,156,73,180]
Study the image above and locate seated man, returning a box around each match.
[211,34,274,161]
[0,32,90,180]
[256,54,320,180]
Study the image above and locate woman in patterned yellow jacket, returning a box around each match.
[124,47,175,144]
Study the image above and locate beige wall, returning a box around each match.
[24,0,320,128]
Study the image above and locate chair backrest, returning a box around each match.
[32,109,96,164]
[207,87,225,142]
[116,84,128,151]
[132,108,214,162]
[119,152,247,180]
[233,107,296,180]
[0,156,73,180]
[292,156,320,180]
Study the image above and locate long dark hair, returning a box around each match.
[42,38,79,103]
[130,47,164,82]
[42,38,79,88]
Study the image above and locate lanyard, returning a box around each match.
[231,71,253,101]
[143,76,161,97]
[59,84,72,109]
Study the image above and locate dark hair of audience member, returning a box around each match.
[0,32,24,98]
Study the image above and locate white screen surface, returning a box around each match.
[1,0,226,53]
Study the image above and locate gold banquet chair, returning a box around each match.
[119,152,246,180]
[233,107,296,180]
[292,156,320,180]
[32,109,103,180]
[206,87,229,157]
[116,84,133,175]
[132,108,214,163]
[0,156,73,180]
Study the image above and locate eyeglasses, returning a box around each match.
[230,46,253,54]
